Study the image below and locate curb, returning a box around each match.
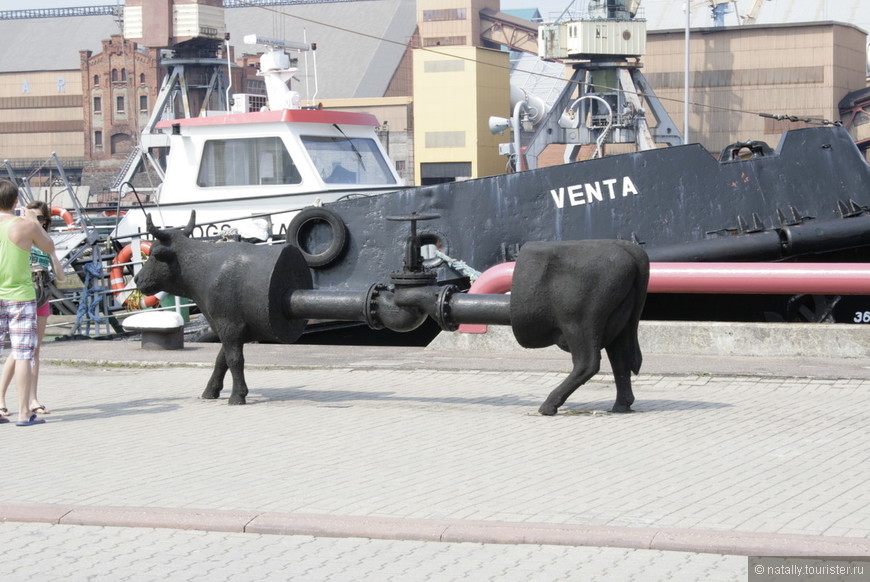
[429,322,870,359]
[2,503,869,556]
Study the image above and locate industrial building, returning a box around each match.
[0,0,867,201]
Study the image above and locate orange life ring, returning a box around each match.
[50,206,74,226]
[110,241,160,309]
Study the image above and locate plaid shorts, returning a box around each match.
[0,299,37,360]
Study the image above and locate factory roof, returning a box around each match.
[0,0,416,99]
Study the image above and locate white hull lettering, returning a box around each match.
[623,176,639,197]
[549,176,640,209]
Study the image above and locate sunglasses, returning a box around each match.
[37,215,50,223]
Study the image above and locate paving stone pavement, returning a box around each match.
[0,522,746,582]
[0,338,867,580]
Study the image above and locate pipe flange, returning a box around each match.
[364,283,388,330]
[390,270,437,287]
[433,284,460,332]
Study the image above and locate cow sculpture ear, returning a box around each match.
[150,245,176,262]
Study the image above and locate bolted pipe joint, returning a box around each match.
[367,285,430,333]
[368,283,462,332]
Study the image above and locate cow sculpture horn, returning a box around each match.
[183,211,196,238]
[145,213,171,243]
[145,212,196,242]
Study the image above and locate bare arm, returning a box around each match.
[48,252,66,283]
[29,222,55,256]
[30,224,66,283]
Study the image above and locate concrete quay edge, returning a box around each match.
[2,503,869,556]
[431,320,870,359]
[37,320,870,381]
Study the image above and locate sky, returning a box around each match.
[3,0,868,33]
[1,0,573,18]
[0,0,117,8]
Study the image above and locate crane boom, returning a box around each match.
[742,0,767,25]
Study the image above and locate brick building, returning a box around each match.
[79,35,162,195]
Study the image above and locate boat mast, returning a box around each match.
[112,0,230,194]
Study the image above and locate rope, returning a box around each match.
[124,289,146,311]
[433,250,482,282]
[759,113,843,127]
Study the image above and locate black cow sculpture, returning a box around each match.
[135,212,312,404]
[510,240,650,416]
[135,212,649,415]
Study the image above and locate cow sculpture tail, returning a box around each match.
[624,244,651,375]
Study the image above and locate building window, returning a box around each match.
[423,36,467,47]
[93,96,101,114]
[121,68,127,82]
[94,131,103,150]
[423,8,467,21]
[395,160,406,172]
[246,79,266,93]
[111,69,118,82]
[93,74,100,87]
[139,73,145,85]
[139,95,148,112]
[116,96,125,113]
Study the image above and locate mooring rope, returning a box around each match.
[75,260,106,335]
[433,250,481,282]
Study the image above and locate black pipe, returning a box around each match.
[648,214,870,262]
[285,285,514,331]
[782,214,870,256]
[448,294,512,326]
[284,289,368,321]
[647,231,784,262]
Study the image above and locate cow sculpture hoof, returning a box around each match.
[201,386,221,400]
[228,397,246,405]
[611,403,633,413]
[538,403,559,416]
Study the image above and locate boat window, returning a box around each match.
[301,135,397,185]
[197,137,302,187]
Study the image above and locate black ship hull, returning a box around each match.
[299,126,870,324]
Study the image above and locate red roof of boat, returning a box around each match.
[155,108,380,129]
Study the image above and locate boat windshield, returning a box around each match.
[197,137,302,187]
[302,135,397,185]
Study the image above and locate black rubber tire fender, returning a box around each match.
[286,207,348,268]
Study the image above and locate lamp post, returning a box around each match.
[684,2,691,144]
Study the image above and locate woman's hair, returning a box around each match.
[0,179,17,210]
[26,200,51,232]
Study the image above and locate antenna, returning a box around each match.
[244,35,313,111]
[242,35,311,53]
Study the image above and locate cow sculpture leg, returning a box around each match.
[202,345,229,401]
[605,332,638,413]
[604,293,642,413]
[202,341,249,405]
[538,327,602,416]
[538,333,638,415]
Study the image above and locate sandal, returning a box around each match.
[31,406,50,415]
[16,414,45,427]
